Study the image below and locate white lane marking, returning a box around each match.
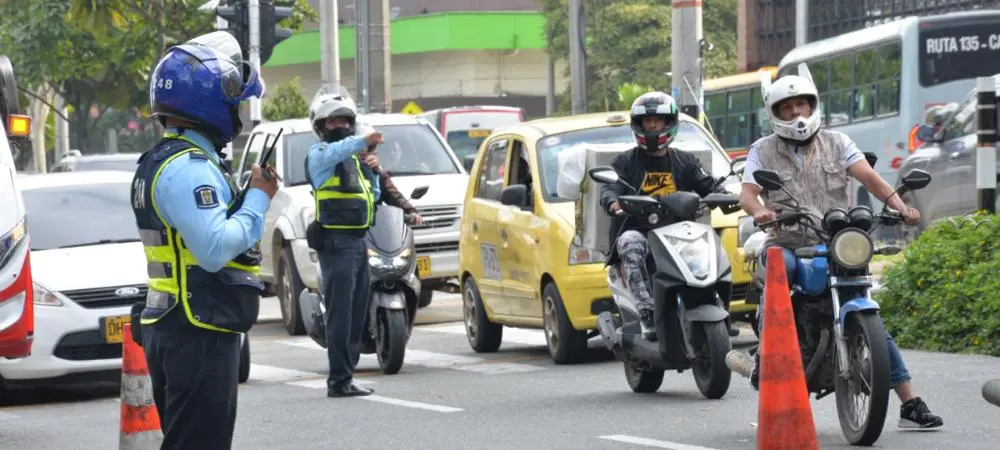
[274,339,544,374]
[420,323,549,347]
[0,411,19,420]
[360,395,463,413]
[285,378,374,389]
[247,363,324,383]
[598,435,720,450]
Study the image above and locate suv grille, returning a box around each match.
[61,285,147,309]
[411,205,460,230]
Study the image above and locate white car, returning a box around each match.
[0,170,252,397]
[237,113,469,336]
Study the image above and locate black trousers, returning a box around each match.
[318,231,371,390]
[142,309,241,450]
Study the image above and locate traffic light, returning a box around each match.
[259,0,293,66]
[216,0,250,62]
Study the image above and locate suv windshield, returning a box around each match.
[536,122,731,202]
[23,182,140,251]
[283,124,460,186]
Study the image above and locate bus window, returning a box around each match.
[854,48,878,121]
[876,43,901,116]
[828,54,854,126]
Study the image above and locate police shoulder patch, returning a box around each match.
[193,185,220,209]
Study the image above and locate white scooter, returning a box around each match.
[587,167,741,398]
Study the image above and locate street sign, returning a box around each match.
[400,101,423,115]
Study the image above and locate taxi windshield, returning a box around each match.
[535,121,730,202]
[23,182,141,251]
[283,124,460,186]
[446,129,492,161]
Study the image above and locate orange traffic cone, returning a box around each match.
[120,322,163,449]
[756,247,819,450]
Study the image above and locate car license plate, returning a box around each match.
[417,256,431,278]
[467,129,490,138]
[102,315,131,344]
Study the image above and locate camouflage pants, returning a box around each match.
[616,230,654,311]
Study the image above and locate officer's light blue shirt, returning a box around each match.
[306,136,381,199]
[154,128,270,272]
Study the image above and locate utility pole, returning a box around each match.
[671,0,703,119]
[568,0,586,114]
[248,0,262,128]
[320,0,341,86]
[546,25,556,116]
[368,0,391,112]
[355,0,369,111]
[795,0,808,47]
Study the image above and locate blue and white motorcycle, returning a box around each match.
[728,168,932,446]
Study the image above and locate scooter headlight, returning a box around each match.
[830,228,873,269]
[368,248,412,273]
[669,236,711,279]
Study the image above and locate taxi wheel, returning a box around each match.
[542,282,589,365]
[463,277,502,353]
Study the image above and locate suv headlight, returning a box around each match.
[668,236,711,279]
[568,243,606,265]
[368,248,412,273]
[33,283,66,307]
[830,229,873,269]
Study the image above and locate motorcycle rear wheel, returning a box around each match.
[376,309,408,375]
[834,311,891,446]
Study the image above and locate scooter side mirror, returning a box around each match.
[588,167,619,184]
[900,169,932,191]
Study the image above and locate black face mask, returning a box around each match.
[322,127,354,143]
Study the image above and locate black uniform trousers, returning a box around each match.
[318,230,371,390]
[142,307,241,450]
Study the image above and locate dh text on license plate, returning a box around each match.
[102,315,131,344]
[417,256,431,278]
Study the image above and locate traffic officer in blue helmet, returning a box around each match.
[129,31,278,450]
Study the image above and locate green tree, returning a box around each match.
[539,0,739,115]
[617,82,653,110]
[262,76,309,121]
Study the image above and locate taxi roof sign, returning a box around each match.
[7,114,30,137]
[400,101,423,115]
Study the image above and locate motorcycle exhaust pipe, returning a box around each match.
[725,350,755,378]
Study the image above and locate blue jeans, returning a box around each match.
[758,247,912,388]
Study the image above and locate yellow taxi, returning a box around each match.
[457,111,755,364]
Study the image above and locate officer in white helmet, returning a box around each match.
[738,66,943,430]
[304,85,382,398]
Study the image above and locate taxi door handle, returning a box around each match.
[471,222,479,240]
[500,229,508,242]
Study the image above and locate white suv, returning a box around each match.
[237,113,468,335]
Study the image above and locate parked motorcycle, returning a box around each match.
[587,166,742,399]
[298,186,428,374]
[730,168,932,446]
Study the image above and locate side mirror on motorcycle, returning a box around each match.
[864,152,878,169]
[729,155,748,176]
[900,169,932,191]
[410,186,429,200]
[588,167,620,184]
[753,170,784,191]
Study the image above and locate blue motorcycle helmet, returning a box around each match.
[149,31,264,147]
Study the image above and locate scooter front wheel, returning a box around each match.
[376,309,408,375]
[691,321,733,399]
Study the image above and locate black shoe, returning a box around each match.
[639,309,657,342]
[327,383,374,398]
[899,397,943,429]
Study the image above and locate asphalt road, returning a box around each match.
[2,293,1000,450]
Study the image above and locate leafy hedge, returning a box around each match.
[876,213,1000,356]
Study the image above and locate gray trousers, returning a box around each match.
[616,230,655,311]
[318,231,371,390]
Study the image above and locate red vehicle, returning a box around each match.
[418,105,525,169]
[0,55,34,359]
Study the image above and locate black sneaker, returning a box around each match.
[639,309,657,342]
[899,397,943,429]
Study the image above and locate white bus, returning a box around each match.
[777,9,1000,211]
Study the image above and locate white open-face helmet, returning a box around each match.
[762,64,822,143]
[309,84,358,139]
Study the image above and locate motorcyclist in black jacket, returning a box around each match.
[599,91,726,341]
